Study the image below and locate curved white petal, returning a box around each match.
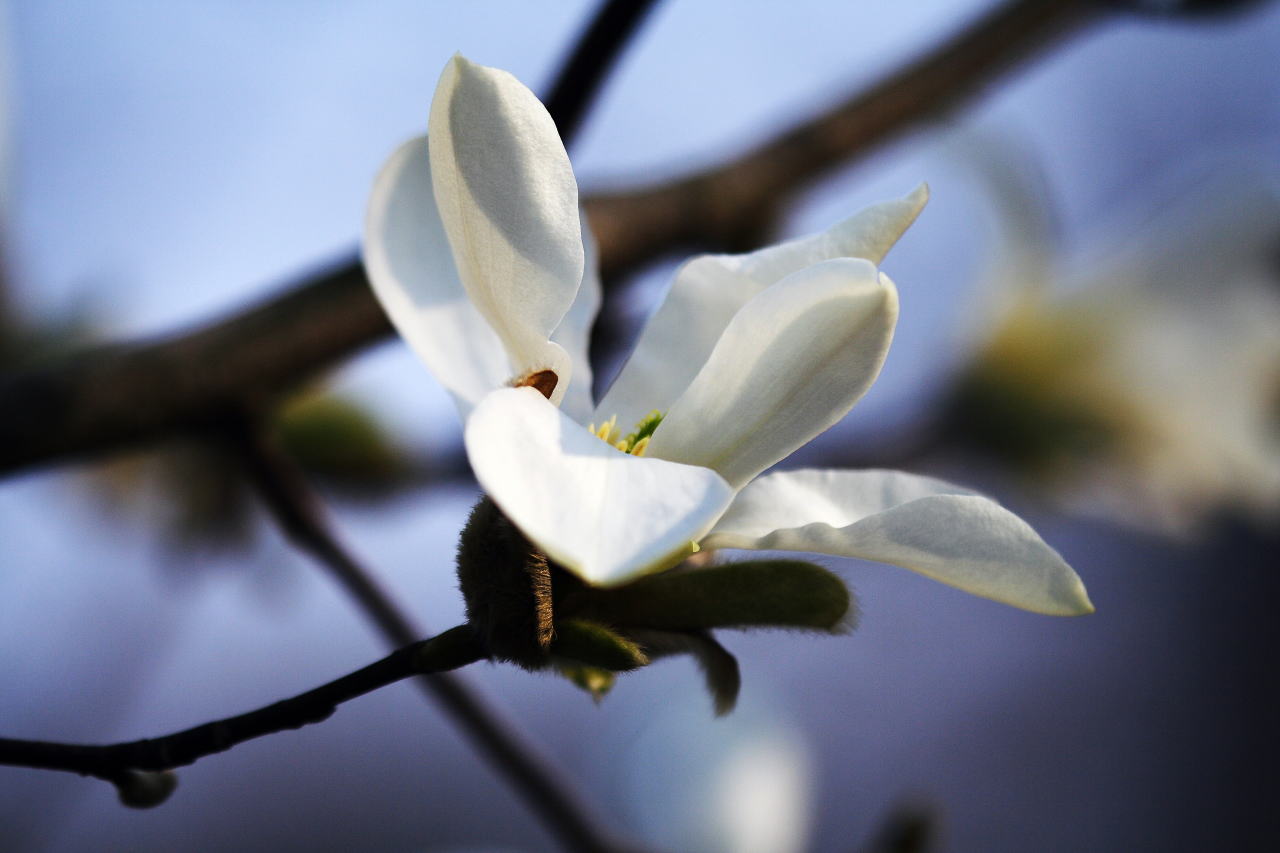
[646,259,897,489]
[465,388,735,586]
[363,134,509,415]
[703,469,1093,615]
[429,55,583,403]
[552,210,603,423]
[597,185,927,428]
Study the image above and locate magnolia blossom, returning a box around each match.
[364,55,1091,616]
[957,153,1280,535]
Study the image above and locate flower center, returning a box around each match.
[587,410,664,456]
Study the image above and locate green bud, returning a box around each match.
[275,391,407,494]
[551,619,649,671]
[456,498,588,669]
[556,664,617,703]
[456,498,555,668]
[575,559,855,634]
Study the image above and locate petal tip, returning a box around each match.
[448,52,481,78]
[1041,566,1093,616]
[1065,579,1095,616]
[873,271,901,330]
[908,182,930,208]
[877,269,900,304]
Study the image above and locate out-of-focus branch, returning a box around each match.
[0,626,483,800]
[585,0,1102,277]
[228,409,411,630]
[0,260,385,473]
[0,0,1106,477]
[228,411,643,853]
[544,0,661,144]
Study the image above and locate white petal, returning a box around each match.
[429,55,583,403]
[646,258,897,489]
[597,185,927,428]
[465,388,735,586]
[703,468,1093,615]
[363,134,510,415]
[551,210,603,423]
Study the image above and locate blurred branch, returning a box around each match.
[0,625,483,802]
[0,259,384,473]
[544,0,661,144]
[586,0,1101,276]
[227,409,641,853]
[0,0,1104,477]
[226,408,415,635]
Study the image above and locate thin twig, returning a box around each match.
[0,626,483,780]
[0,0,1108,478]
[226,410,643,853]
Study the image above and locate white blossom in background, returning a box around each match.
[363,55,1091,616]
[612,702,814,853]
[963,162,1280,535]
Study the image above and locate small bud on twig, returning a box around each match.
[112,769,178,809]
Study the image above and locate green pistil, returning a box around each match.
[588,410,665,456]
[620,410,664,452]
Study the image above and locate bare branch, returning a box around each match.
[0,0,1105,478]
[228,410,643,853]
[0,259,383,472]
[585,0,1102,277]
[544,0,662,144]
[0,626,482,787]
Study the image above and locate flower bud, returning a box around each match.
[112,769,178,809]
[456,497,586,668]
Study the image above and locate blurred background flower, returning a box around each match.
[88,385,416,550]
[604,700,814,853]
[944,151,1280,535]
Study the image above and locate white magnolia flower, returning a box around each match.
[960,151,1280,535]
[364,55,1091,616]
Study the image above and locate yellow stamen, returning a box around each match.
[594,415,618,443]
[589,410,665,456]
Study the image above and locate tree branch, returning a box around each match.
[0,0,1104,477]
[543,0,662,144]
[227,408,413,637]
[585,0,1102,276]
[0,625,482,783]
[228,405,641,853]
